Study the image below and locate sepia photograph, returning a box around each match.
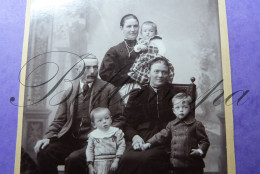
[15,0,235,174]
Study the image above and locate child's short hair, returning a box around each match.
[141,21,158,35]
[172,93,192,106]
[90,107,111,123]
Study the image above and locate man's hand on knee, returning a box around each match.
[34,139,50,153]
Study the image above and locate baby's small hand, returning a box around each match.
[138,39,147,45]
[139,44,148,51]
[141,143,151,151]
[110,160,119,171]
[134,45,142,52]
[190,149,203,157]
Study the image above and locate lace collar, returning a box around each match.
[90,126,119,138]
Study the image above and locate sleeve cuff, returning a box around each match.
[198,149,204,156]
[116,155,122,159]
[87,161,93,166]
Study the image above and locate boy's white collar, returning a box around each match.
[90,126,119,138]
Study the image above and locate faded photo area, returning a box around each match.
[19,0,227,173]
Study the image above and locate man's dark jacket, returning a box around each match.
[44,79,125,140]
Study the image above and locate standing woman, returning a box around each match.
[99,14,141,104]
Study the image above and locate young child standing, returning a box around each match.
[128,21,174,85]
[86,107,125,174]
[142,93,210,174]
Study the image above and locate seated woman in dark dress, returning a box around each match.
[117,57,176,174]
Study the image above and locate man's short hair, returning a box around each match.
[81,53,98,63]
[75,53,98,71]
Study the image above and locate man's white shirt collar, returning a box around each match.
[79,81,93,92]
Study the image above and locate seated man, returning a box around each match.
[34,55,124,174]
[117,57,176,174]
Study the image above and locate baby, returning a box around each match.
[86,107,125,174]
[128,21,174,85]
[134,21,166,55]
[142,93,210,174]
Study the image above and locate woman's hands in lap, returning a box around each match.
[132,135,145,150]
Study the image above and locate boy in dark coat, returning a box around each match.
[143,92,210,174]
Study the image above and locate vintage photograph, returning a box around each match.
[16,0,234,174]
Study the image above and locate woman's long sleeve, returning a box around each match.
[100,47,134,87]
[124,89,143,140]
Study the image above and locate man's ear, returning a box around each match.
[75,64,82,73]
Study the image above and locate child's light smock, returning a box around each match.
[86,127,125,174]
